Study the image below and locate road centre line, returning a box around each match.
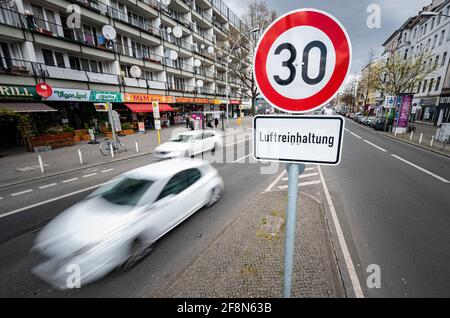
[391,154,450,183]
[363,139,387,152]
[82,173,98,178]
[62,178,78,183]
[101,169,114,173]
[38,183,57,189]
[0,181,112,219]
[282,172,319,181]
[10,189,33,197]
[349,131,362,139]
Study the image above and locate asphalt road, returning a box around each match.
[322,118,450,297]
[0,130,283,297]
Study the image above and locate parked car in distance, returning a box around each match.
[373,118,394,131]
[31,158,224,288]
[367,116,377,127]
[153,130,222,159]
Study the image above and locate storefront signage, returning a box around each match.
[124,93,175,103]
[194,98,209,104]
[176,97,195,103]
[90,90,122,103]
[398,95,413,128]
[230,100,241,105]
[36,83,53,98]
[47,88,90,102]
[94,103,109,112]
[138,122,145,132]
[439,96,450,106]
[0,85,40,100]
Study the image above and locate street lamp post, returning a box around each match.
[225,27,259,128]
[420,11,450,18]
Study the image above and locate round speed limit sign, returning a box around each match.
[254,9,352,113]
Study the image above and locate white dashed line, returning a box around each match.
[101,168,114,173]
[82,173,98,178]
[225,138,253,147]
[232,153,252,163]
[305,167,315,171]
[363,140,387,152]
[391,154,450,183]
[10,189,33,197]
[344,128,349,132]
[62,178,79,183]
[317,165,364,298]
[38,183,57,189]
[282,172,319,181]
[0,181,113,219]
[0,197,3,200]
[349,131,362,139]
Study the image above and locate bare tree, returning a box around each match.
[357,49,379,115]
[219,0,277,115]
[374,50,438,96]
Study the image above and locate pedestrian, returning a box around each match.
[189,120,195,130]
[207,121,213,128]
[186,115,190,128]
[214,117,219,129]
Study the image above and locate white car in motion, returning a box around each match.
[153,130,222,159]
[31,158,224,289]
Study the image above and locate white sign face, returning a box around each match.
[154,119,161,130]
[253,115,344,165]
[152,101,160,119]
[385,96,396,108]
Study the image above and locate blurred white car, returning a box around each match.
[153,130,222,159]
[31,158,224,289]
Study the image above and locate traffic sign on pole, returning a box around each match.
[252,8,351,298]
[253,9,352,113]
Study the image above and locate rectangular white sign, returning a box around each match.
[253,115,345,165]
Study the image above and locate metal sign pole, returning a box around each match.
[108,102,117,144]
[283,162,305,298]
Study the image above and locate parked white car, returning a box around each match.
[31,158,224,289]
[153,130,222,159]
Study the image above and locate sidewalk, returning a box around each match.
[381,122,450,157]
[151,190,345,298]
[0,116,253,188]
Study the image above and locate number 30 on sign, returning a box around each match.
[254,9,352,113]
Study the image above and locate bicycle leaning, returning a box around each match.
[99,137,127,156]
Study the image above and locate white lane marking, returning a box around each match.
[82,173,98,178]
[232,153,252,163]
[264,170,287,192]
[101,168,114,173]
[223,129,243,137]
[38,183,57,189]
[0,181,112,219]
[391,154,450,183]
[225,138,252,147]
[317,165,364,298]
[305,167,315,171]
[10,189,33,197]
[344,128,349,132]
[277,180,321,189]
[0,197,3,200]
[363,140,387,152]
[349,131,362,139]
[282,172,319,181]
[62,178,78,183]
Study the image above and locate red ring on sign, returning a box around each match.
[254,10,351,112]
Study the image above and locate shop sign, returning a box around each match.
[0,85,40,100]
[94,103,109,112]
[90,90,122,103]
[138,122,145,132]
[124,93,175,103]
[213,99,222,105]
[194,98,209,104]
[439,95,450,107]
[230,100,240,105]
[47,88,90,102]
[176,97,195,103]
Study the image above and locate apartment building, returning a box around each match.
[381,0,450,125]
[0,0,250,149]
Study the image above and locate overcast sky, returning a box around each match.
[226,0,431,76]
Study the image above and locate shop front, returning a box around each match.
[123,93,176,129]
[416,97,439,123]
[437,94,450,126]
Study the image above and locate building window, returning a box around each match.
[428,79,434,92]
[69,56,80,70]
[435,77,441,91]
[442,52,447,66]
[439,30,445,45]
[432,34,438,48]
[55,52,65,68]
[404,49,408,60]
[423,80,427,93]
[417,81,422,93]
[42,49,54,66]
[431,17,435,30]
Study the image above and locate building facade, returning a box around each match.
[0,0,249,149]
[381,0,450,125]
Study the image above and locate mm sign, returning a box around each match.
[253,116,345,165]
[254,9,352,113]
